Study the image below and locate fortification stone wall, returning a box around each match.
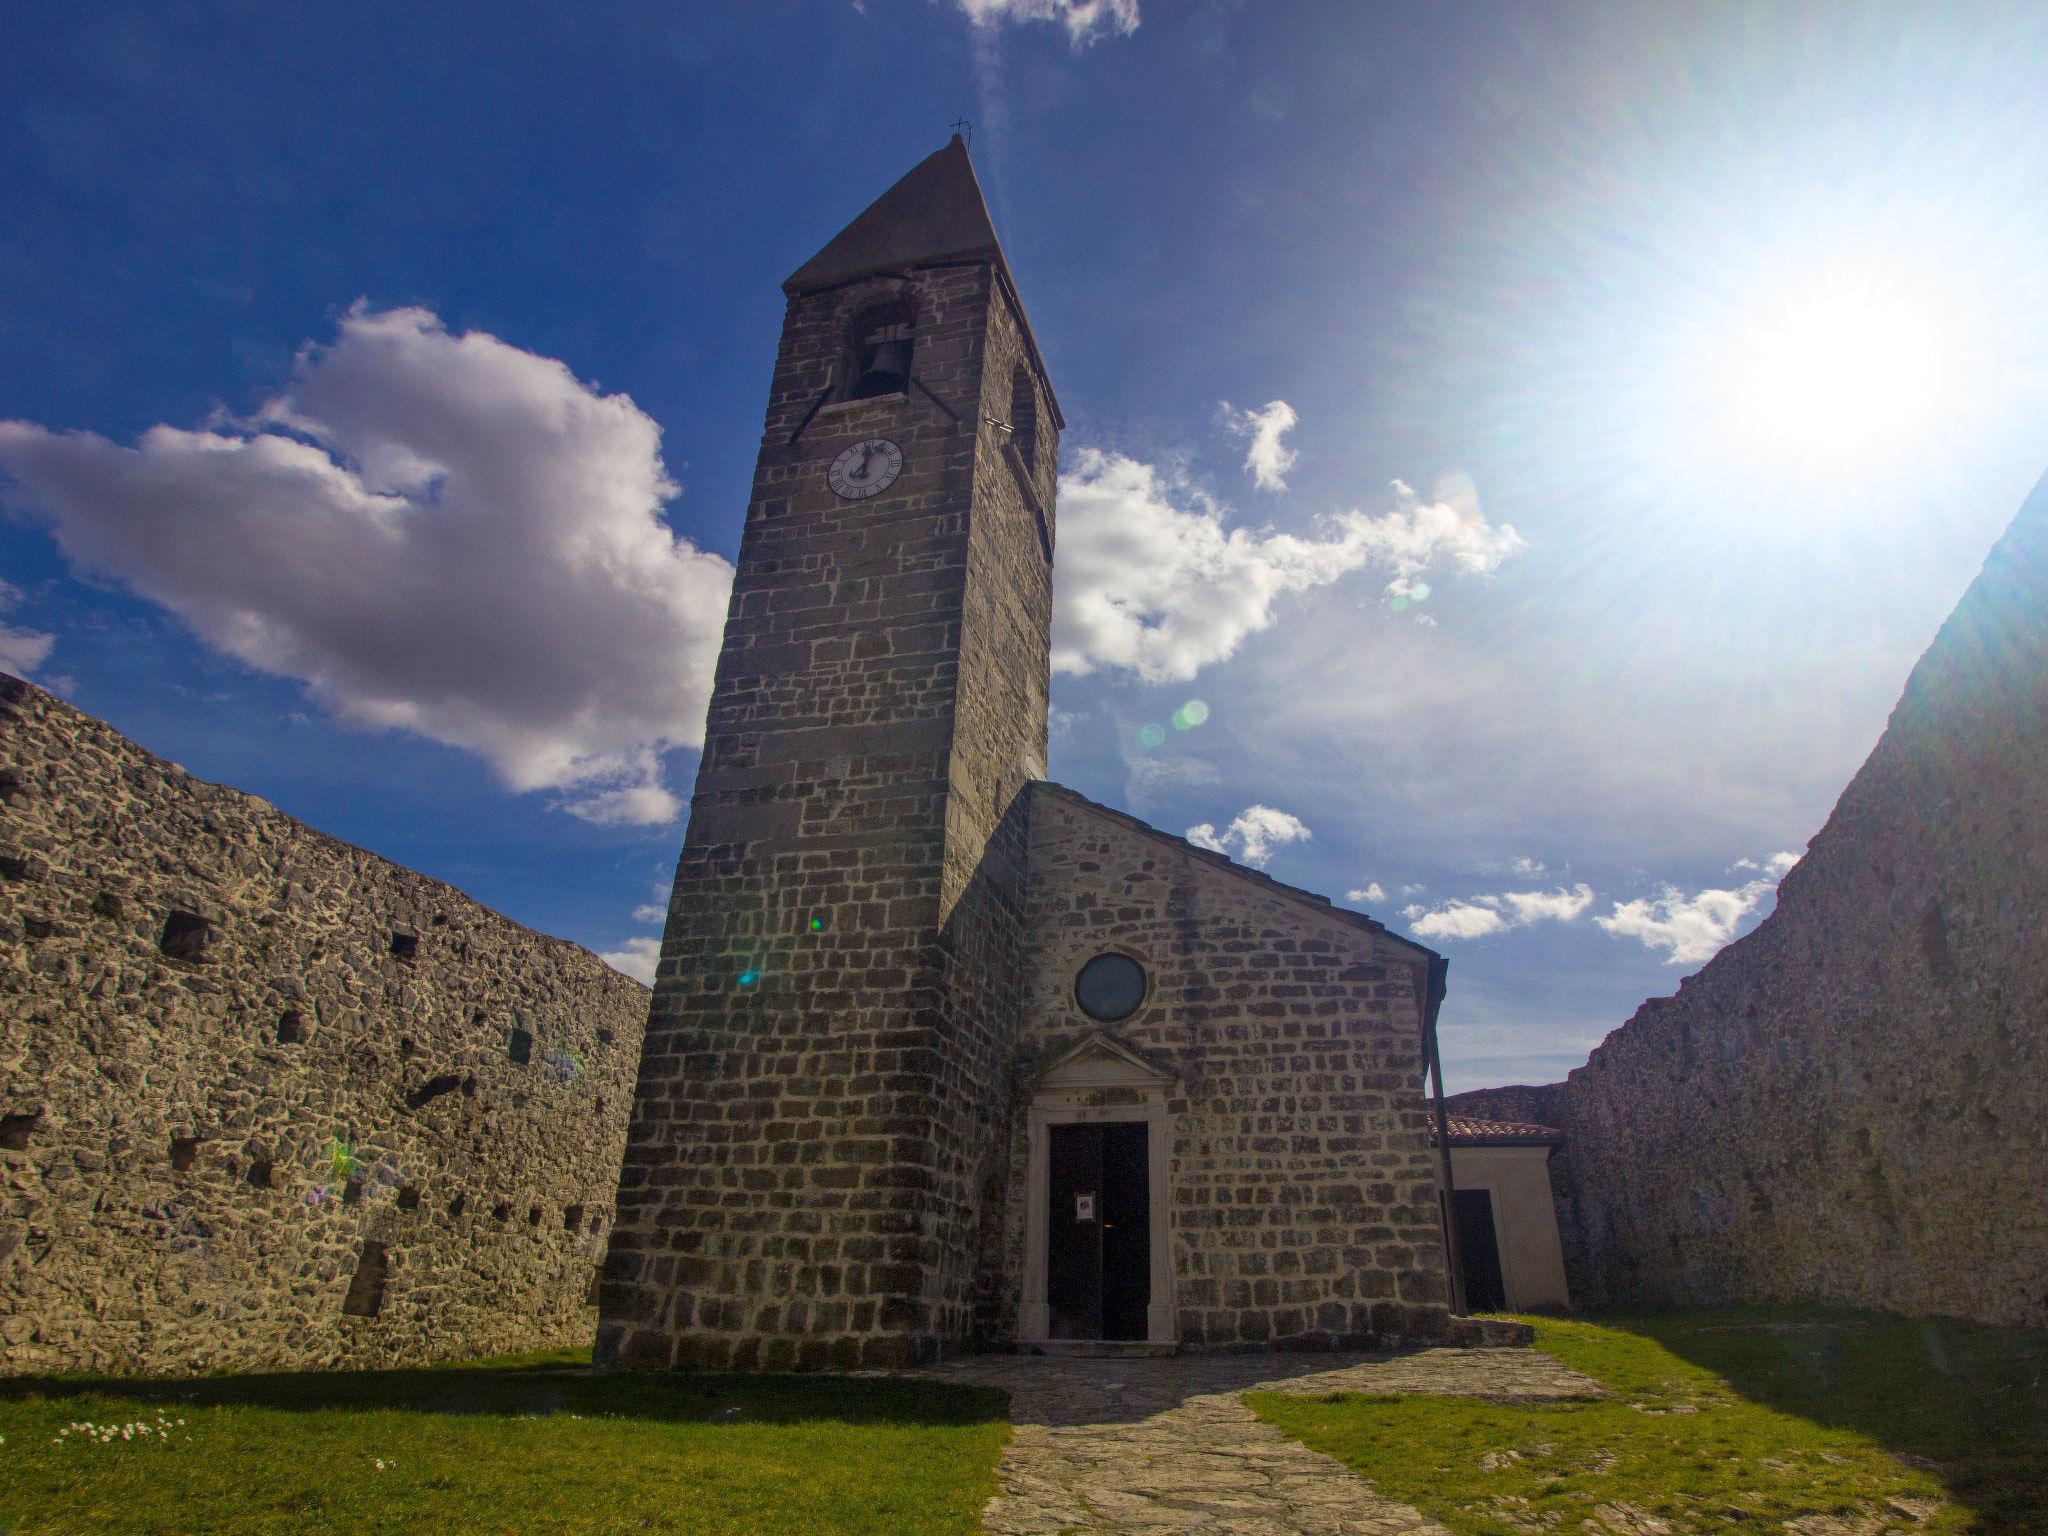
[1008,786,1454,1349]
[1531,483,2048,1327]
[0,675,649,1374]
[1443,1084,1566,1130]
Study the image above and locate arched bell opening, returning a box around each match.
[845,297,916,400]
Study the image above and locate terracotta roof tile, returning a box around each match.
[1435,1113,1564,1146]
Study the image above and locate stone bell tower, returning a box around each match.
[598,138,1062,1369]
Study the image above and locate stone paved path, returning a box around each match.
[912,1348,1607,1535]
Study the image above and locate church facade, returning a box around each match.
[596,140,1455,1370]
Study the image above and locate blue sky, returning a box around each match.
[6,1,2048,1091]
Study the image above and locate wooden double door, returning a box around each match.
[1045,1121,1150,1341]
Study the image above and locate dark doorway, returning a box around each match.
[1453,1187,1507,1312]
[1046,1121,1150,1340]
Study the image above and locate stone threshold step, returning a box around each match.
[1024,1340,1180,1358]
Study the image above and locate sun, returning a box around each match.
[1702,270,1958,466]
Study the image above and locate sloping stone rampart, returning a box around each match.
[0,675,649,1373]
[1520,483,2048,1327]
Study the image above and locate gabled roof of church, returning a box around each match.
[785,136,1063,427]
[1032,781,1442,966]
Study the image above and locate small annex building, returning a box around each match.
[1437,1114,1571,1314]
[597,139,1474,1370]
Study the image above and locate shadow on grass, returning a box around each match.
[0,1346,1008,1430]
[1597,1306,2048,1532]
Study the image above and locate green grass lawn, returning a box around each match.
[0,1348,1009,1535]
[1249,1308,2048,1535]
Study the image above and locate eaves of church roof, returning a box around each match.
[1433,1114,1565,1148]
[784,135,1063,428]
[1031,780,1442,967]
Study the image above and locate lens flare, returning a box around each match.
[1170,700,1210,730]
[808,915,826,933]
[1135,723,1166,749]
[737,969,760,987]
[325,1137,358,1184]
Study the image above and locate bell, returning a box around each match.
[852,338,912,398]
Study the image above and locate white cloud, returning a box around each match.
[0,581,53,677]
[1221,399,1298,491]
[1498,885,1595,924]
[632,902,668,925]
[1051,450,1526,683]
[1731,850,1802,878]
[955,0,1138,46]
[1184,803,1311,867]
[1407,882,1594,943]
[0,305,734,825]
[1510,856,1546,876]
[599,935,661,986]
[1409,901,1510,940]
[1124,750,1221,814]
[1345,881,1387,904]
[1597,852,1801,965]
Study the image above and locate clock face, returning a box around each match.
[827,438,904,500]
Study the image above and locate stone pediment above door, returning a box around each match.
[1030,1031,1177,1093]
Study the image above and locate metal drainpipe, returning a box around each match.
[1423,954,1466,1316]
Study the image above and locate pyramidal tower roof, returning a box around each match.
[784,135,1006,295]
[783,136,1059,424]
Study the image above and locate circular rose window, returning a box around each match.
[1074,952,1147,1023]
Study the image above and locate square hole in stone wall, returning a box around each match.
[397,1185,420,1212]
[344,1178,364,1206]
[527,1206,542,1226]
[246,1158,274,1188]
[448,1192,466,1218]
[507,1027,532,1064]
[405,1074,462,1111]
[389,931,419,962]
[0,1110,42,1151]
[563,1204,584,1231]
[158,911,214,962]
[276,1009,305,1044]
[492,1201,510,1222]
[342,1240,389,1317]
[170,1136,200,1171]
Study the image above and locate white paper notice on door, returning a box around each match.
[1074,1192,1096,1223]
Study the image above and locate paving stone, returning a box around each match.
[909,1346,1606,1534]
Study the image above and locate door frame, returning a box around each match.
[1018,1032,1176,1347]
